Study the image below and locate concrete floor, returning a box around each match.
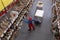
[15,0,54,40]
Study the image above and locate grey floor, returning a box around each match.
[15,0,54,40]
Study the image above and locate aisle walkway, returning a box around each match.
[15,0,53,40]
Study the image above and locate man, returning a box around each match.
[23,16,35,31]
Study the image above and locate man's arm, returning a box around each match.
[22,19,29,23]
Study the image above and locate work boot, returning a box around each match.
[33,28,35,30]
[28,29,31,31]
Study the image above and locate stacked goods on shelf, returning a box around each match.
[52,6,57,22]
[2,0,13,7]
[0,0,19,16]
[14,2,25,13]
[52,0,56,4]
[0,0,4,12]
[1,10,21,40]
[51,0,60,40]
[0,11,19,37]
[0,0,14,12]
[20,0,30,6]
[0,0,13,16]
[9,27,19,40]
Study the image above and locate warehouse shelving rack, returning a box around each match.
[0,0,34,40]
[51,0,60,40]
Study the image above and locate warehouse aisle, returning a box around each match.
[15,0,53,40]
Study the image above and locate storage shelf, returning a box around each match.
[0,15,18,37]
[0,0,34,40]
[51,0,60,40]
[0,4,25,38]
